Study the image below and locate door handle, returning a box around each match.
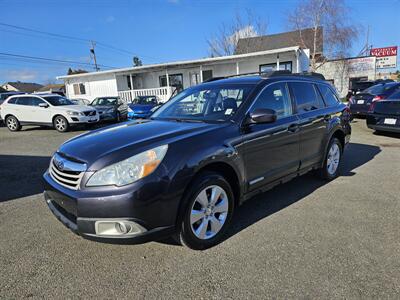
[288,123,300,133]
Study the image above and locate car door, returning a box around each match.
[29,97,52,123]
[288,81,328,169]
[14,97,34,122]
[242,82,300,191]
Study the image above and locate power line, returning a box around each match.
[0,52,117,69]
[0,22,160,61]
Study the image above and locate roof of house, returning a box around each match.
[57,46,301,80]
[235,27,323,55]
[37,83,65,92]
[3,82,43,93]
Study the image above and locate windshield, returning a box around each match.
[42,96,74,106]
[92,97,118,106]
[363,83,397,95]
[151,84,253,122]
[134,96,158,105]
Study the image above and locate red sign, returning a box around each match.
[370,46,397,57]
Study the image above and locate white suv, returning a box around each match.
[0,94,99,132]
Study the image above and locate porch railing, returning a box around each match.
[118,86,174,103]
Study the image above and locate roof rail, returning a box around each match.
[202,70,326,83]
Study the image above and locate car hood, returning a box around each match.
[129,104,154,112]
[58,119,222,170]
[53,105,94,112]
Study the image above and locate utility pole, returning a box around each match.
[90,41,99,71]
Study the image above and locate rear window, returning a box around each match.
[388,90,400,99]
[289,82,323,112]
[364,83,398,95]
[318,84,340,107]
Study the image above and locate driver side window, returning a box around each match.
[251,82,293,118]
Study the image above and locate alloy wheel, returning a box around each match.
[190,185,229,240]
[327,143,340,175]
[55,118,66,131]
[7,118,17,130]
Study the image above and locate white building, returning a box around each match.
[57,46,310,103]
[317,56,377,98]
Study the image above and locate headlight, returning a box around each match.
[127,107,133,113]
[105,108,115,113]
[67,111,84,116]
[86,145,168,187]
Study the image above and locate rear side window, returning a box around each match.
[289,82,323,113]
[251,82,293,119]
[318,84,340,107]
[7,97,18,104]
[15,97,32,106]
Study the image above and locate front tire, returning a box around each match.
[53,115,69,132]
[318,137,342,180]
[178,172,235,250]
[5,115,21,132]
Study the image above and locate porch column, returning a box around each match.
[199,65,203,83]
[129,74,134,102]
[165,69,170,98]
[296,50,300,73]
[276,54,280,71]
[236,61,240,75]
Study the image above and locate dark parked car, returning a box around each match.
[43,73,351,250]
[128,95,160,119]
[349,82,400,117]
[367,89,400,133]
[345,79,394,101]
[90,96,128,122]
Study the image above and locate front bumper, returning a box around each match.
[43,171,178,243]
[98,111,117,121]
[68,115,99,124]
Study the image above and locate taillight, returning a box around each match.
[369,95,385,112]
[372,95,384,102]
[349,96,355,104]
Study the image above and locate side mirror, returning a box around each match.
[39,103,49,108]
[245,108,277,125]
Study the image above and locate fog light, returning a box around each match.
[95,220,146,237]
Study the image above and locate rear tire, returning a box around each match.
[318,137,342,180]
[5,115,21,132]
[53,115,69,132]
[177,172,235,250]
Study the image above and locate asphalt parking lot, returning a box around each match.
[0,120,399,299]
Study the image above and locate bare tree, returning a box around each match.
[288,0,359,71]
[207,10,267,57]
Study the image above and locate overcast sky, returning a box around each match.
[1,0,399,84]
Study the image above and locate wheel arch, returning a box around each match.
[175,160,242,227]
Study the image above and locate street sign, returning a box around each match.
[370,46,397,69]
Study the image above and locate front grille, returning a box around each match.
[83,110,96,116]
[49,156,85,190]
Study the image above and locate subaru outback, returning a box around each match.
[43,72,351,250]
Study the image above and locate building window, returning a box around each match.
[73,83,86,95]
[127,76,132,90]
[159,73,184,92]
[202,70,213,81]
[259,61,292,73]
